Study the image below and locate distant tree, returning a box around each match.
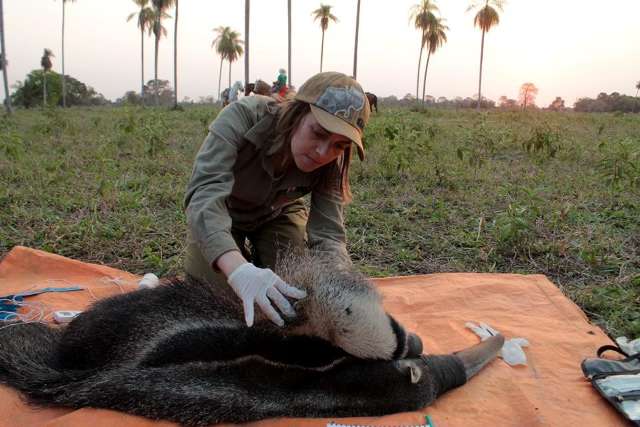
[60,0,77,108]
[574,92,640,113]
[149,1,172,106]
[0,0,11,114]
[40,49,54,107]
[467,0,505,111]
[498,95,517,109]
[548,96,565,111]
[128,0,154,105]
[409,0,439,103]
[198,95,214,104]
[636,80,640,97]
[312,4,338,72]
[519,82,538,109]
[421,16,448,105]
[403,93,416,101]
[142,78,174,105]
[116,90,142,105]
[12,69,107,108]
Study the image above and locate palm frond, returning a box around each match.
[312,4,338,29]
[425,17,449,54]
[409,0,439,29]
[474,6,500,32]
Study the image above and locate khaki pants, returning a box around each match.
[184,200,308,288]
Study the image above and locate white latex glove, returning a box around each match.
[465,322,530,366]
[227,263,307,327]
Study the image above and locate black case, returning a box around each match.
[581,345,640,426]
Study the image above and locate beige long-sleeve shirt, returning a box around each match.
[184,96,350,268]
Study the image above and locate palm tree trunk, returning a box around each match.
[421,50,431,105]
[416,29,425,103]
[636,88,639,97]
[154,32,159,106]
[320,29,325,72]
[0,0,12,114]
[228,61,231,92]
[173,0,179,109]
[61,1,66,108]
[244,0,249,95]
[477,29,486,111]
[217,58,223,103]
[43,70,47,107]
[287,0,291,87]
[140,26,145,105]
[353,0,361,79]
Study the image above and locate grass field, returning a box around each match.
[1,105,638,338]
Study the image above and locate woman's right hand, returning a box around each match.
[226,262,307,327]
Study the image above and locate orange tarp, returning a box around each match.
[0,246,622,427]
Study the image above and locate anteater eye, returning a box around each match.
[345,306,352,315]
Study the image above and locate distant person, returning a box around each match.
[221,87,230,107]
[184,72,370,328]
[274,68,288,97]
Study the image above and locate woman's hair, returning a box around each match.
[274,100,353,203]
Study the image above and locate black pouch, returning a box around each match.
[582,345,640,425]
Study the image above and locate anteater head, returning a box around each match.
[275,252,423,360]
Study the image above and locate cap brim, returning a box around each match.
[310,105,365,161]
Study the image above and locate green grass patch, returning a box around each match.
[1,106,639,338]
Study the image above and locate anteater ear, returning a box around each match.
[397,360,423,384]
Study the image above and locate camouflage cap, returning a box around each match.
[295,72,370,160]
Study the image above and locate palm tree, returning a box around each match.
[636,80,640,97]
[224,30,244,90]
[244,0,250,95]
[149,3,171,106]
[467,0,505,111]
[311,4,338,72]
[212,27,244,102]
[212,26,229,102]
[353,0,361,79]
[288,0,292,87]
[41,49,54,107]
[421,17,448,105]
[409,0,439,102]
[127,0,154,105]
[61,0,76,108]
[0,0,12,114]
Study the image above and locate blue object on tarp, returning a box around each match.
[0,286,83,321]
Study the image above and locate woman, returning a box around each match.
[184,72,370,328]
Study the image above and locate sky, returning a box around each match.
[4,0,640,106]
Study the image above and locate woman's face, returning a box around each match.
[290,112,352,173]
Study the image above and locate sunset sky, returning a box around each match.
[5,0,640,106]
